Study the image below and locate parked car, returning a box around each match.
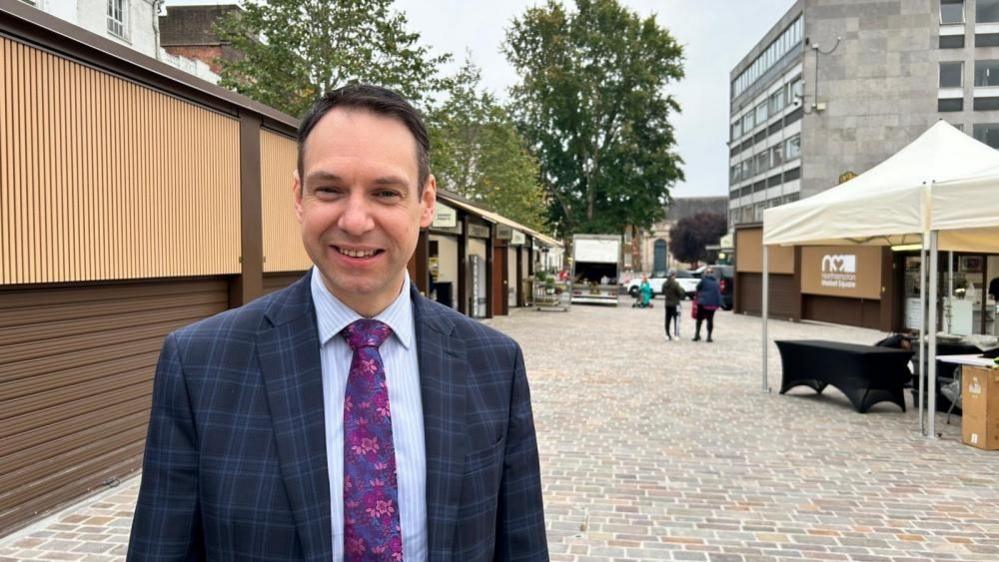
[624,270,698,299]
[693,265,734,310]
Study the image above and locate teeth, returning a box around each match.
[340,247,377,258]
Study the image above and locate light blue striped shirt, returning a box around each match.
[309,267,428,561]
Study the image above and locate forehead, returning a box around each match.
[301,108,419,180]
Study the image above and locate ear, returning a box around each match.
[293,169,304,223]
[419,175,438,229]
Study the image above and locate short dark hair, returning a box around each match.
[297,84,431,190]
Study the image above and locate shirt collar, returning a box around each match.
[309,266,414,349]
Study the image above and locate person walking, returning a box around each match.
[662,271,685,340]
[693,267,723,342]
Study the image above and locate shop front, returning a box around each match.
[898,251,999,336]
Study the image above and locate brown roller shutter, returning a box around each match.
[262,271,307,295]
[0,277,229,535]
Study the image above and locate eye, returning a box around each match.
[313,186,342,198]
[374,189,403,200]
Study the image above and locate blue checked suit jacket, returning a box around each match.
[127,272,548,561]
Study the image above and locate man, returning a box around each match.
[128,84,548,561]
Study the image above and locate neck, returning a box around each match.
[321,272,407,319]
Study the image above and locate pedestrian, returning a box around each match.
[639,274,653,308]
[662,270,685,340]
[128,84,548,561]
[693,267,723,342]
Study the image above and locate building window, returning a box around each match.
[769,89,785,115]
[770,144,783,168]
[974,60,999,86]
[784,134,801,160]
[755,101,768,124]
[107,0,127,39]
[973,123,999,147]
[755,152,769,174]
[941,0,964,24]
[979,0,999,22]
[782,167,801,182]
[940,35,966,48]
[974,96,999,110]
[731,120,742,140]
[732,15,804,98]
[742,111,755,132]
[940,62,963,88]
[938,98,964,111]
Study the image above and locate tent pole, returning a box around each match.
[762,245,770,393]
[946,251,953,333]
[927,230,940,439]
[917,239,926,435]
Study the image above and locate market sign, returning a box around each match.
[495,225,513,241]
[511,230,526,245]
[468,223,490,239]
[432,203,457,228]
[801,246,881,300]
[820,254,857,289]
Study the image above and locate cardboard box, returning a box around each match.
[962,365,999,450]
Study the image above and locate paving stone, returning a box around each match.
[3,304,999,561]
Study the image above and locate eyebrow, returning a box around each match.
[304,171,410,189]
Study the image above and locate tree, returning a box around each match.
[504,0,685,235]
[428,60,549,231]
[214,0,451,117]
[668,212,727,267]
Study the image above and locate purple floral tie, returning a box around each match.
[342,319,403,561]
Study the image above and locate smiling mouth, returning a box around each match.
[334,246,384,259]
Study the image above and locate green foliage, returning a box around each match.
[668,212,728,266]
[214,0,451,118]
[428,60,549,232]
[504,0,685,235]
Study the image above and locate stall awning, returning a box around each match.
[436,191,563,249]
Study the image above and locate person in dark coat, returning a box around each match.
[662,271,686,340]
[693,268,723,342]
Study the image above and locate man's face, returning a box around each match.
[294,108,436,316]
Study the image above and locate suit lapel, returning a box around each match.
[257,273,332,562]
[413,290,466,562]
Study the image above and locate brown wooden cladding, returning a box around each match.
[736,272,800,320]
[802,294,882,330]
[736,227,794,274]
[0,277,229,535]
[260,130,311,273]
[0,37,241,285]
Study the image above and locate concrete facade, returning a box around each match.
[729,0,999,227]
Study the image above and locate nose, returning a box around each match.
[336,192,375,236]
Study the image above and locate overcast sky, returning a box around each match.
[165,0,796,198]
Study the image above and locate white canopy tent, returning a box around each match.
[761,121,999,437]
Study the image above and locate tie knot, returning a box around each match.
[342,319,392,350]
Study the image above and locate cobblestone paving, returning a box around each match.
[3,298,998,561]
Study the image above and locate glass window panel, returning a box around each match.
[940,62,963,87]
[756,101,768,123]
[785,135,801,160]
[941,0,964,24]
[973,123,999,148]
[979,0,999,22]
[975,60,999,86]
